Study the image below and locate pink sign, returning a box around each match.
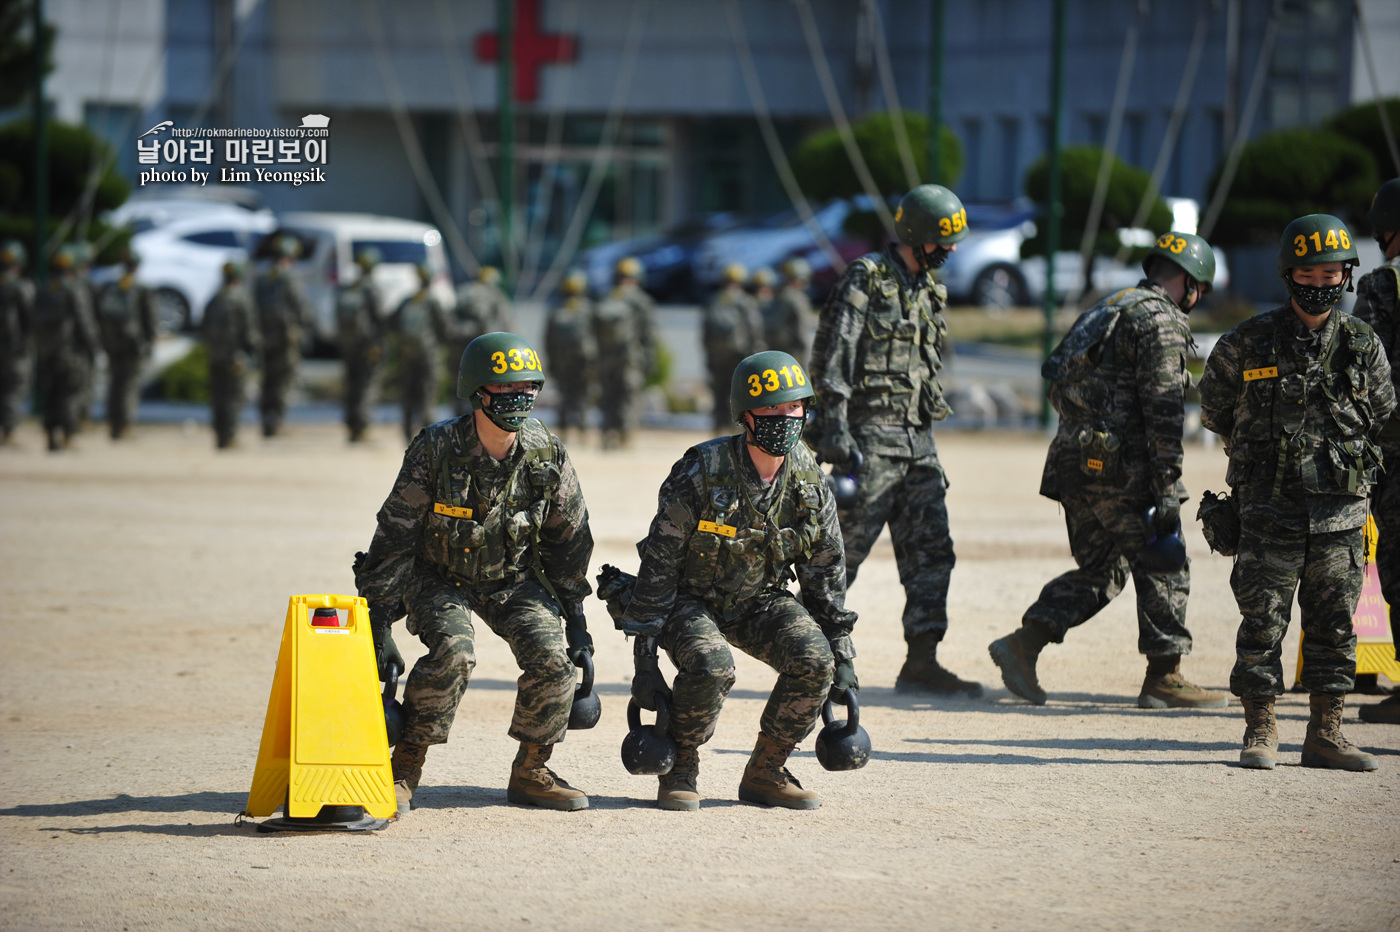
[1353,563,1394,643]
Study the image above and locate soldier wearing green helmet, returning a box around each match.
[1351,179,1400,725]
[1200,213,1395,772]
[452,265,515,416]
[989,230,1225,710]
[0,240,35,444]
[254,233,312,437]
[809,183,980,697]
[96,248,157,440]
[354,330,597,815]
[34,245,99,451]
[544,269,598,444]
[391,262,452,441]
[763,257,817,365]
[200,259,259,449]
[612,350,857,811]
[593,256,657,448]
[703,263,764,430]
[336,247,385,442]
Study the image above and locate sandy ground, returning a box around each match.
[0,420,1397,932]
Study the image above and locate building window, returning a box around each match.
[962,118,983,200]
[1121,113,1145,167]
[999,117,1021,200]
[1082,113,1106,148]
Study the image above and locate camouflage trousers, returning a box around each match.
[105,351,142,438]
[259,345,299,434]
[38,353,85,438]
[840,449,956,641]
[553,374,592,431]
[208,356,246,446]
[401,569,574,747]
[1229,512,1362,699]
[0,353,28,435]
[597,368,640,434]
[342,345,379,437]
[1368,436,1400,661]
[400,352,441,442]
[1022,494,1192,656]
[658,591,833,751]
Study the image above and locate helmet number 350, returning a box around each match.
[1293,228,1351,256]
[491,348,542,374]
[748,364,807,396]
[937,208,968,237]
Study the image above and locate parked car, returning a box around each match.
[692,199,869,292]
[577,212,748,301]
[109,187,273,235]
[938,202,1040,307]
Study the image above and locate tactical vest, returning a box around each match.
[848,254,951,427]
[35,283,81,355]
[98,282,144,353]
[397,294,438,356]
[336,284,377,345]
[674,436,826,612]
[203,289,251,355]
[256,275,303,345]
[547,301,594,360]
[419,418,563,592]
[593,293,634,353]
[704,293,755,358]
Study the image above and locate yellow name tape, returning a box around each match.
[1086,459,1104,472]
[697,520,737,538]
[433,503,473,519]
[1243,367,1278,382]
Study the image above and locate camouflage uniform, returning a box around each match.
[201,282,260,448]
[1023,282,1194,653]
[254,266,312,436]
[702,285,764,430]
[451,280,515,416]
[808,245,956,642]
[544,294,597,434]
[96,275,157,439]
[764,282,817,366]
[34,272,99,448]
[620,435,856,752]
[0,267,35,441]
[615,279,658,381]
[392,288,452,442]
[336,277,385,441]
[1200,305,1396,697]
[353,415,594,748]
[593,287,647,443]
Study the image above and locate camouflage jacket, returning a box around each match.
[96,277,157,358]
[616,281,657,375]
[393,291,452,361]
[593,290,645,373]
[1199,304,1396,532]
[1351,255,1400,439]
[34,276,98,363]
[764,283,816,364]
[201,284,260,363]
[254,270,312,350]
[0,272,35,362]
[336,280,384,351]
[544,296,598,377]
[809,244,950,458]
[621,434,857,653]
[1040,282,1192,502]
[703,285,763,362]
[454,281,514,344]
[355,415,594,627]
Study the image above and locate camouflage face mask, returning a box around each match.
[747,413,806,457]
[1286,277,1346,316]
[478,387,538,432]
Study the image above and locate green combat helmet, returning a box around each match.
[561,268,588,295]
[0,240,25,268]
[751,267,777,289]
[355,246,381,271]
[1278,213,1359,315]
[730,350,814,456]
[221,260,245,281]
[1368,179,1400,248]
[722,262,748,284]
[1144,231,1216,309]
[615,256,643,281]
[477,265,501,285]
[274,234,302,260]
[457,332,546,432]
[782,257,811,282]
[894,184,968,272]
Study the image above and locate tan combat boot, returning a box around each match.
[390,742,428,814]
[988,623,1050,705]
[1239,697,1278,770]
[1358,694,1400,724]
[507,742,590,810]
[738,732,821,810]
[1302,694,1379,772]
[896,631,983,698]
[657,746,701,812]
[1138,655,1228,709]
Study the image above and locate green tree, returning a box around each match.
[1325,97,1400,222]
[0,0,55,110]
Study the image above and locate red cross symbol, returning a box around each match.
[474,0,579,104]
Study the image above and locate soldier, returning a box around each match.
[987,233,1226,708]
[337,247,386,443]
[1200,214,1395,772]
[70,242,100,427]
[593,265,651,450]
[0,241,35,444]
[1349,178,1400,726]
[702,264,764,430]
[617,350,857,811]
[254,236,313,437]
[96,249,157,440]
[544,269,597,445]
[353,332,596,813]
[613,256,658,384]
[392,263,453,442]
[764,258,817,365]
[452,266,515,417]
[750,266,777,322]
[201,262,260,449]
[34,248,99,451]
[808,184,980,697]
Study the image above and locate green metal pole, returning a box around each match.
[926,0,944,184]
[1041,0,1066,428]
[33,0,48,287]
[497,0,515,297]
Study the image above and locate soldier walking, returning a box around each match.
[593,267,651,450]
[808,184,980,696]
[255,236,313,437]
[452,266,514,417]
[702,264,763,430]
[96,249,157,439]
[35,248,99,451]
[0,241,35,444]
[392,263,453,442]
[613,256,658,384]
[337,248,385,443]
[764,258,817,365]
[616,351,857,811]
[201,262,260,449]
[988,233,1226,708]
[544,269,597,445]
[1200,214,1394,772]
[354,332,596,813]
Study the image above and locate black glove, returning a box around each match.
[1151,493,1182,537]
[819,423,858,468]
[830,657,859,703]
[562,601,594,665]
[631,637,673,712]
[372,626,405,681]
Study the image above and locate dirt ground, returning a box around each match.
[1,420,1396,932]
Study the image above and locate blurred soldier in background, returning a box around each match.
[393,262,453,442]
[453,266,515,417]
[255,235,313,438]
[750,266,777,327]
[612,257,658,386]
[337,247,386,443]
[70,242,99,427]
[594,261,653,450]
[544,268,597,445]
[35,247,99,451]
[0,241,35,444]
[201,261,260,450]
[96,249,157,440]
[765,258,817,365]
[703,263,764,430]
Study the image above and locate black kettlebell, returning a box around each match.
[621,693,676,775]
[382,668,405,748]
[568,652,602,730]
[815,687,870,771]
[825,451,863,509]
[1140,507,1187,575]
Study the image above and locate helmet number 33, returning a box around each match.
[748,364,807,396]
[491,348,542,374]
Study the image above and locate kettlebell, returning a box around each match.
[1140,507,1187,575]
[382,668,405,748]
[814,687,871,771]
[621,693,676,775]
[825,451,863,509]
[568,651,602,730]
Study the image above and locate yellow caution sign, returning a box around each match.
[1295,517,1400,687]
[244,594,396,820]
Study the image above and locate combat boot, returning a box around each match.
[1239,697,1278,770]
[1138,655,1228,709]
[507,742,589,810]
[1301,694,1379,772]
[988,623,1050,705]
[390,741,428,814]
[738,732,821,810]
[896,631,983,698]
[1358,694,1400,724]
[657,746,701,812]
